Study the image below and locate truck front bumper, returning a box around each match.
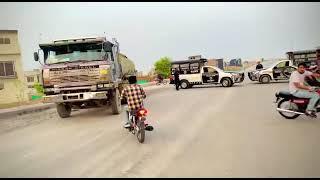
[43,91,109,103]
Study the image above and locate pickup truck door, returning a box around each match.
[202,67,219,83]
[273,61,291,79]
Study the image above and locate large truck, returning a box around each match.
[286,48,320,69]
[33,37,136,118]
[170,56,244,88]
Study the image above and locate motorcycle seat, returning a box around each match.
[276,91,310,100]
[276,91,293,99]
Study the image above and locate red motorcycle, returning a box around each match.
[275,88,320,119]
[126,107,153,143]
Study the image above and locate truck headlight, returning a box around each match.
[100,69,108,75]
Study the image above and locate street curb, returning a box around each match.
[0,103,55,120]
[0,83,170,119]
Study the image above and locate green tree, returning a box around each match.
[154,57,172,78]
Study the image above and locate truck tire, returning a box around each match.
[221,78,232,87]
[56,103,71,118]
[180,80,190,89]
[259,75,271,84]
[111,89,122,115]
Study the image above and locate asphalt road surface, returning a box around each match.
[1,79,320,177]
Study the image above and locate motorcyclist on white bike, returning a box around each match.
[289,62,320,117]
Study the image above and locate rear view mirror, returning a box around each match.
[34,52,39,61]
[103,42,114,52]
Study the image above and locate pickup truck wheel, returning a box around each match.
[180,80,189,89]
[260,75,271,84]
[221,78,232,87]
[56,103,71,118]
[111,89,122,115]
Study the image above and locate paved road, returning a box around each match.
[1,80,320,177]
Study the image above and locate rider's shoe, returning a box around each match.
[123,122,131,128]
[145,125,154,131]
[305,110,317,118]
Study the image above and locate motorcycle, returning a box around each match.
[156,78,167,85]
[125,107,153,143]
[275,87,320,119]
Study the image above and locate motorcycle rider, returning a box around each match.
[289,62,320,117]
[120,76,147,128]
[256,61,263,70]
[157,74,164,83]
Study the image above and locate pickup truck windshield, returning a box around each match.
[261,60,279,69]
[42,43,111,64]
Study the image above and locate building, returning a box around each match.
[25,69,42,87]
[207,58,224,70]
[0,30,28,104]
[24,69,42,97]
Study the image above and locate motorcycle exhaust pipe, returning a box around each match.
[276,108,305,115]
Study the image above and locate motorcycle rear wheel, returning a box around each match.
[136,121,145,143]
[278,99,300,119]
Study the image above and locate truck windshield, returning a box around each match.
[42,43,111,64]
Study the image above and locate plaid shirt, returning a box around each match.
[120,84,146,111]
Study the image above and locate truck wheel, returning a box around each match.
[180,80,189,89]
[56,103,71,118]
[111,89,122,115]
[221,78,232,87]
[259,75,271,84]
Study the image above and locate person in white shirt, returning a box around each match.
[289,62,320,117]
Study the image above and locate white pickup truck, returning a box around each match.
[170,59,244,89]
[248,60,297,84]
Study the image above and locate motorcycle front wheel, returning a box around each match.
[277,99,300,119]
[136,121,145,143]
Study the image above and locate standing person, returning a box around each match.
[174,68,180,91]
[256,61,263,70]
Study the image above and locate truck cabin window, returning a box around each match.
[42,43,112,64]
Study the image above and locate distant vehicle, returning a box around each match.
[248,60,297,84]
[170,58,244,89]
[287,48,320,69]
[34,36,136,118]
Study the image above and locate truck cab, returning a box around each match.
[170,59,244,89]
[248,60,297,83]
[34,37,136,118]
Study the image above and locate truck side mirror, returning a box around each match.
[103,42,113,52]
[34,52,39,61]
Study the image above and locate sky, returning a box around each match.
[0,2,320,74]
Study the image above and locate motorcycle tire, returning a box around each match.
[277,99,300,119]
[136,121,145,143]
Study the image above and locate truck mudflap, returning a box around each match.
[43,91,109,103]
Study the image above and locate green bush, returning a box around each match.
[34,82,44,96]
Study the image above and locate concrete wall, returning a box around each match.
[0,30,29,104]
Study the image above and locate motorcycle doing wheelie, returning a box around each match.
[275,87,320,119]
[124,105,154,143]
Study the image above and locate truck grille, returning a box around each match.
[49,66,102,85]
